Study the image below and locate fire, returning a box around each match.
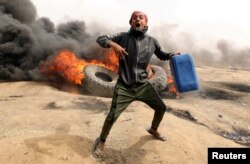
[40,49,180,98]
[167,75,177,94]
[40,49,118,85]
[103,49,119,72]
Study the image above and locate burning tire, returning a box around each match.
[148,65,167,92]
[84,65,118,97]
[84,64,167,97]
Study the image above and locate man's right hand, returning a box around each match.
[108,41,128,60]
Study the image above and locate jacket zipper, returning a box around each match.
[135,39,140,83]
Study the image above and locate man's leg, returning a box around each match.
[94,81,135,157]
[137,82,168,140]
[99,83,135,141]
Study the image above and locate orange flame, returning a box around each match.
[40,49,118,85]
[167,75,177,94]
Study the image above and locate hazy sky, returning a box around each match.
[31,0,250,47]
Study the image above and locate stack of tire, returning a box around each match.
[83,65,167,97]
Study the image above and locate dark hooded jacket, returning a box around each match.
[96,27,173,86]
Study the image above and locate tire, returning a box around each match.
[83,65,118,97]
[83,64,167,97]
[148,65,167,92]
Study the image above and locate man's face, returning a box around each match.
[130,13,147,29]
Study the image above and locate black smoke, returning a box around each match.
[0,0,36,24]
[0,0,249,82]
[0,0,104,81]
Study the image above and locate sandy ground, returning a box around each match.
[0,66,249,164]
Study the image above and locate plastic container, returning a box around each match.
[170,53,199,92]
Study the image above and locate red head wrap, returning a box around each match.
[129,11,148,24]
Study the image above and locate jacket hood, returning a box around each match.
[129,26,148,37]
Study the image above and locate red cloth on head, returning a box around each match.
[129,11,148,24]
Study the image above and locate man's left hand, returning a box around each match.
[170,51,181,58]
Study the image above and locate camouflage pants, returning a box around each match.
[100,79,167,141]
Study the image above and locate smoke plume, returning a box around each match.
[0,0,249,82]
[149,23,250,70]
[0,0,103,81]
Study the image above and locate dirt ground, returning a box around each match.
[0,66,249,164]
